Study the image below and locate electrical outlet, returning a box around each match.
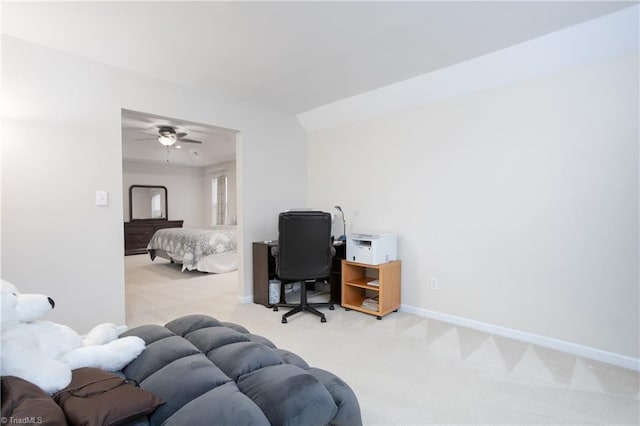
[430,277,439,290]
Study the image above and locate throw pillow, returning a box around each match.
[1,376,68,426]
[53,368,164,426]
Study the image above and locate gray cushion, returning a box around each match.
[207,342,283,381]
[162,382,269,426]
[186,327,251,354]
[307,367,362,426]
[165,314,223,336]
[123,315,361,426]
[246,334,276,348]
[277,349,310,369]
[220,322,250,334]
[120,324,175,345]
[237,364,338,426]
[142,354,231,426]
[123,336,200,383]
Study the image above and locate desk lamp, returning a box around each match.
[334,206,347,242]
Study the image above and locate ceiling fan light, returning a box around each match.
[158,134,176,146]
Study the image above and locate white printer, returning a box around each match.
[346,232,397,265]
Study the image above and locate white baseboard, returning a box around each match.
[401,304,640,372]
[238,294,254,304]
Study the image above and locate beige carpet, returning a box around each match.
[125,254,639,425]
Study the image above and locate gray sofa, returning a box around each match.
[120,314,362,426]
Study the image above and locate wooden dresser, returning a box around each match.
[124,219,183,255]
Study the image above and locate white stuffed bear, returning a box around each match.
[0,280,145,394]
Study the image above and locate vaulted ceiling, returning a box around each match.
[4,1,633,166]
[3,1,632,115]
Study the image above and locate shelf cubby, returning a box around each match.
[341,260,401,320]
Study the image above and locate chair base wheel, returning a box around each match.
[329,305,335,310]
[273,307,279,312]
[282,317,287,324]
[321,317,327,323]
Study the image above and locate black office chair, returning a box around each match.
[271,211,335,323]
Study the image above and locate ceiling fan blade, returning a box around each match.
[176,132,187,138]
[178,138,203,144]
[134,137,157,141]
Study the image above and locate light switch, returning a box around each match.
[96,190,109,206]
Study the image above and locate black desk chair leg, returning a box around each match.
[281,280,333,324]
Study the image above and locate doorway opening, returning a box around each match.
[121,109,241,327]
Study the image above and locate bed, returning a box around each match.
[147,225,238,273]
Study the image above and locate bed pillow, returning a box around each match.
[1,375,68,425]
[53,367,164,426]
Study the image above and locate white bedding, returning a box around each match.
[147,226,238,273]
[159,250,238,273]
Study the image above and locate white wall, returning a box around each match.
[123,160,206,227]
[307,52,639,360]
[1,36,307,331]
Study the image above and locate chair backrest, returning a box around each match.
[276,211,333,281]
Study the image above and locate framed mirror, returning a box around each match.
[129,185,168,220]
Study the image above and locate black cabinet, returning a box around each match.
[252,242,278,307]
[329,243,346,305]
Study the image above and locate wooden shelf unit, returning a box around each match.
[341,259,401,320]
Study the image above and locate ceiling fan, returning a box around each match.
[136,126,203,147]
